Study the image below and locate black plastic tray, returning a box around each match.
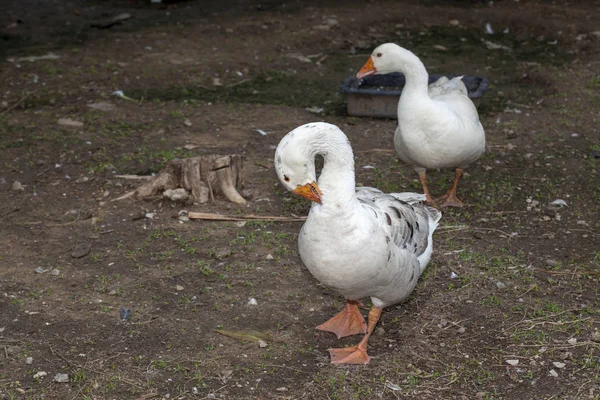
[340,72,489,99]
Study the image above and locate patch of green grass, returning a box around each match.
[588,77,600,89]
[128,70,346,115]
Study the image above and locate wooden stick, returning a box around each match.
[114,174,153,181]
[188,212,306,222]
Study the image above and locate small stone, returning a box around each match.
[145,213,154,219]
[71,242,92,258]
[549,369,558,377]
[276,387,288,392]
[87,102,116,112]
[183,119,192,127]
[591,331,600,343]
[108,290,117,295]
[553,362,566,369]
[559,352,571,360]
[163,188,189,202]
[458,327,466,334]
[545,259,559,267]
[567,338,577,345]
[375,327,386,336]
[247,298,258,306]
[11,181,24,191]
[496,281,507,290]
[214,248,231,260]
[35,267,50,274]
[54,373,69,383]
[176,285,184,291]
[57,118,83,128]
[26,357,33,364]
[235,221,247,227]
[33,371,47,379]
[449,19,460,26]
[265,254,274,260]
[506,359,519,366]
[258,340,268,348]
[50,269,60,276]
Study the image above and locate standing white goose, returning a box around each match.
[357,43,486,207]
[275,122,441,364]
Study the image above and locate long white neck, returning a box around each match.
[389,49,429,99]
[306,130,356,208]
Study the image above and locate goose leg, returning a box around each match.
[316,300,367,339]
[436,168,464,208]
[417,170,436,206]
[328,306,383,365]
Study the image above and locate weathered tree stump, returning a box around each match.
[134,155,246,204]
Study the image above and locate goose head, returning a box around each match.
[356,43,416,78]
[274,124,324,204]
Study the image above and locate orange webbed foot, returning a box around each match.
[316,300,367,339]
[328,345,371,365]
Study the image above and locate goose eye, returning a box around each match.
[284,175,290,182]
[376,52,382,57]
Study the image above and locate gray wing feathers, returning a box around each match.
[355,187,441,258]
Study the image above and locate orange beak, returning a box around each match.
[292,182,322,204]
[356,56,377,79]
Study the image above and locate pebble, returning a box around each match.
[496,281,507,290]
[72,242,92,258]
[26,357,33,364]
[545,259,559,267]
[108,290,117,295]
[54,373,69,383]
[11,181,24,191]
[145,213,155,219]
[163,188,189,202]
[591,331,600,343]
[35,267,50,274]
[76,176,89,184]
[553,362,566,369]
[176,285,184,291]
[57,118,84,128]
[276,387,288,392]
[549,369,558,377]
[258,340,268,348]
[457,327,466,334]
[265,254,274,260]
[33,371,47,379]
[247,298,258,306]
[506,359,519,366]
[87,102,116,112]
[50,269,60,276]
[567,338,577,345]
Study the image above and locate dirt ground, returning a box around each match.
[1,0,599,399]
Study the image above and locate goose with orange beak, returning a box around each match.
[274,122,441,364]
[356,43,486,208]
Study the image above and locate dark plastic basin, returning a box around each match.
[340,72,489,118]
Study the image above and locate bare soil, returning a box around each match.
[1,1,599,399]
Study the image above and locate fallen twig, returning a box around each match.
[114,174,153,181]
[0,207,19,219]
[1,94,28,115]
[188,212,306,222]
[537,269,600,277]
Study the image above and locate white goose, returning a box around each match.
[275,122,441,364]
[357,43,486,207]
